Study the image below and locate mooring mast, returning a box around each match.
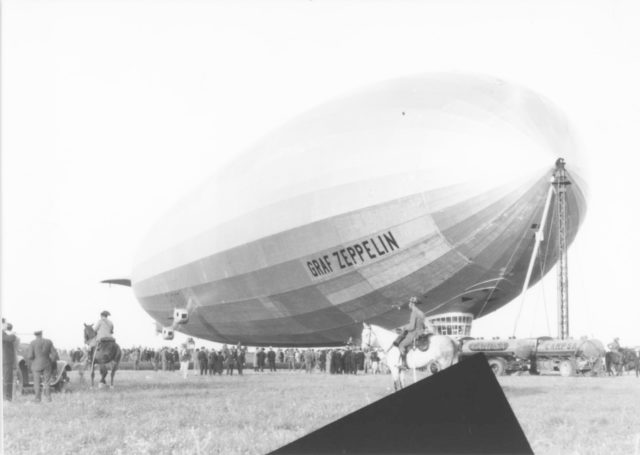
[553,158,571,340]
[513,158,572,339]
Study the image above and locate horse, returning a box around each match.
[83,323,122,388]
[361,323,459,391]
[605,351,622,376]
[605,348,637,376]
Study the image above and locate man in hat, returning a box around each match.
[93,310,115,349]
[608,337,621,353]
[3,320,19,401]
[26,330,56,403]
[179,343,191,379]
[395,296,433,369]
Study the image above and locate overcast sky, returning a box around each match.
[2,0,640,349]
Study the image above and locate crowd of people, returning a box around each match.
[64,344,389,376]
[11,296,637,405]
[251,346,386,375]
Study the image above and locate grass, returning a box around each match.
[500,374,640,455]
[3,368,640,454]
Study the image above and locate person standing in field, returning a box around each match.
[179,345,191,379]
[26,330,57,403]
[198,348,208,376]
[295,349,303,371]
[237,346,245,376]
[319,349,327,372]
[326,349,333,374]
[193,348,201,375]
[257,348,266,372]
[304,349,314,373]
[208,349,215,375]
[226,347,237,375]
[343,347,354,374]
[370,350,380,374]
[267,347,276,372]
[2,320,19,401]
[285,348,295,371]
[330,349,339,374]
[161,347,167,371]
[355,348,365,373]
[215,350,224,375]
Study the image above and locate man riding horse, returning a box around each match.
[84,311,121,388]
[608,337,621,353]
[93,310,115,350]
[394,296,436,369]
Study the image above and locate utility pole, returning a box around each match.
[553,158,571,340]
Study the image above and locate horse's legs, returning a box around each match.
[390,367,400,391]
[110,361,120,387]
[100,365,108,384]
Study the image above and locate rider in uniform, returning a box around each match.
[609,337,621,352]
[394,296,435,369]
[94,310,115,350]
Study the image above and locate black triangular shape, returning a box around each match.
[271,354,532,454]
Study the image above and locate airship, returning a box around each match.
[124,73,586,347]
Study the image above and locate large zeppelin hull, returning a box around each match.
[131,73,587,346]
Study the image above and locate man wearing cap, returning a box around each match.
[179,344,191,379]
[26,330,56,403]
[3,320,19,401]
[608,337,621,353]
[94,311,115,349]
[396,296,432,369]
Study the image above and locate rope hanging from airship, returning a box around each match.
[537,203,556,336]
[528,238,551,337]
[418,210,537,320]
[473,206,535,321]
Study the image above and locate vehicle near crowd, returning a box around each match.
[14,348,72,395]
[459,336,605,377]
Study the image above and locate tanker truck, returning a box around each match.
[459,337,605,376]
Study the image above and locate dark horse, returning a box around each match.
[605,348,638,376]
[83,323,122,388]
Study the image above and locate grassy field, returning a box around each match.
[3,368,640,455]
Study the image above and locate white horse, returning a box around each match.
[361,323,459,391]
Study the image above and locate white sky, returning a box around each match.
[2,0,640,349]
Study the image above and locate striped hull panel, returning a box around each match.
[133,168,585,346]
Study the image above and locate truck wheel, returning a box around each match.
[428,361,441,375]
[559,359,577,377]
[488,358,506,376]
